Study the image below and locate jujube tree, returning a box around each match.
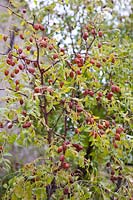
[0,0,132,199]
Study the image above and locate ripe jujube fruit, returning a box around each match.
[88,90,94,97]
[29,37,33,43]
[39,24,45,31]
[18,64,24,70]
[49,44,54,50]
[26,46,31,51]
[10,72,15,78]
[90,59,95,65]
[75,128,79,134]
[15,80,19,85]
[98,43,102,48]
[19,99,24,105]
[7,122,13,129]
[0,122,3,128]
[116,127,124,134]
[76,70,81,75]
[3,35,8,41]
[98,31,103,37]
[59,155,65,162]
[28,67,35,74]
[39,40,47,48]
[83,32,88,40]
[4,70,9,76]
[91,29,96,36]
[98,92,103,97]
[105,120,110,128]
[34,87,40,93]
[63,187,69,195]
[98,124,103,129]
[57,146,63,153]
[115,133,120,141]
[60,82,64,88]
[62,162,70,169]
[111,85,120,93]
[22,121,31,128]
[76,106,83,113]
[53,53,58,60]
[106,92,113,100]
[33,24,40,31]
[96,62,101,68]
[18,48,23,54]
[15,68,19,74]
[19,33,24,40]
[69,71,74,78]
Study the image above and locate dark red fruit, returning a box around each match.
[15,80,19,85]
[98,124,103,129]
[22,9,26,13]
[10,72,15,78]
[63,187,69,195]
[39,24,45,31]
[106,92,113,100]
[4,70,9,76]
[26,46,31,51]
[76,70,81,75]
[0,122,3,128]
[34,87,40,93]
[39,40,47,48]
[28,67,35,74]
[113,142,118,148]
[19,99,24,105]
[49,44,54,50]
[75,128,79,134]
[91,29,96,36]
[98,92,103,97]
[33,24,40,31]
[18,64,24,70]
[116,127,124,134]
[57,146,63,153]
[98,31,103,37]
[88,90,94,97]
[22,121,31,128]
[83,32,88,40]
[69,71,74,78]
[115,133,120,141]
[22,110,27,116]
[59,155,65,162]
[60,82,64,88]
[83,89,89,96]
[53,53,58,59]
[0,146,3,151]
[96,62,101,68]
[18,48,23,54]
[7,122,13,129]
[20,33,24,40]
[98,43,102,48]
[76,106,83,113]
[105,121,110,128]
[90,59,95,65]
[15,68,19,74]
[29,37,33,43]
[63,162,70,169]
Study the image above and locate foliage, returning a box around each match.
[0,0,133,199]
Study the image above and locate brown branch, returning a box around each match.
[0,4,33,26]
[64,113,67,138]
[7,88,28,98]
[84,36,96,62]
[43,60,59,73]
